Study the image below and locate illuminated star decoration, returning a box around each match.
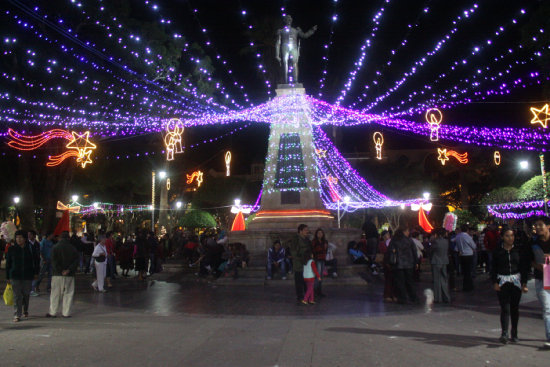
[425,108,443,142]
[315,149,327,158]
[186,170,204,188]
[437,148,469,166]
[494,151,501,166]
[225,151,232,176]
[7,128,97,168]
[530,104,550,129]
[64,131,97,168]
[164,118,185,161]
[373,132,384,160]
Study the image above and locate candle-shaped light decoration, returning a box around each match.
[225,151,232,176]
[425,108,443,142]
[373,132,384,160]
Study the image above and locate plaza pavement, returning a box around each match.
[0,269,548,367]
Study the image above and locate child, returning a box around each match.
[302,251,321,305]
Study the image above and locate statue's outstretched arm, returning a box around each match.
[298,25,318,39]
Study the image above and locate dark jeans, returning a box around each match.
[326,258,338,275]
[383,263,394,299]
[393,268,417,303]
[106,254,116,280]
[33,259,52,291]
[294,271,305,301]
[497,283,522,337]
[314,260,325,295]
[267,261,286,278]
[11,279,32,318]
[460,256,474,291]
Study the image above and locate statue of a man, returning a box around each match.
[275,15,317,84]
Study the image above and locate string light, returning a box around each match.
[317,0,340,98]
[56,201,80,213]
[487,200,545,219]
[335,0,392,105]
[425,108,443,141]
[372,132,383,160]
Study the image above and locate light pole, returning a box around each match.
[151,170,156,232]
[13,196,20,226]
[337,196,350,229]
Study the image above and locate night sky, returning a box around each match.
[1,0,548,206]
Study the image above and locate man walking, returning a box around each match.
[289,224,311,302]
[47,231,79,318]
[455,225,477,292]
[33,232,54,295]
[6,230,38,322]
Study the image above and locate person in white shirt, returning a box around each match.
[454,225,477,291]
[411,232,424,281]
[91,235,107,292]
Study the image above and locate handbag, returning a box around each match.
[94,254,106,263]
[4,284,14,306]
[544,257,550,290]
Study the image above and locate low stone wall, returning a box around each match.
[227,227,362,265]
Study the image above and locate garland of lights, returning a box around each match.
[487,200,545,219]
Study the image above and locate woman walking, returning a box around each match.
[91,235,108,292]
[491,228,529,344]
[312,228,328,298]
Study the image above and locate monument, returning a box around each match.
[228,16,358,262]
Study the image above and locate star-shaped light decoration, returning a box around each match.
[65,131,97,168]
[437,148,450,166]
[530,104,550,128]
[315,149,327,158]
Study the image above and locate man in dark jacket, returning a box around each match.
[388,227,418,304]
[6,230,38,322]
[47,231,79,318]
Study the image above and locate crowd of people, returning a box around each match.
[2,215,550,349]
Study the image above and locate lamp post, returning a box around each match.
[151,170,156,232]
[337,196,350,229]
[13,196,20,226]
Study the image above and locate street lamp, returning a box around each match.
[12,196,20,227]
[423,192,430,200]
[159,171,167,179]
[176,201,182,209]
[337,196,351,229]
[71,194,79,203]
[519,160,529,170]
[13,196,20,205]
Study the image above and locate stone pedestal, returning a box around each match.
[248,86,334,230]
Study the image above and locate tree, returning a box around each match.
[517,174,550,201]
[480,186,519,214]
[453,209,480,229]
[179,210,217,229]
